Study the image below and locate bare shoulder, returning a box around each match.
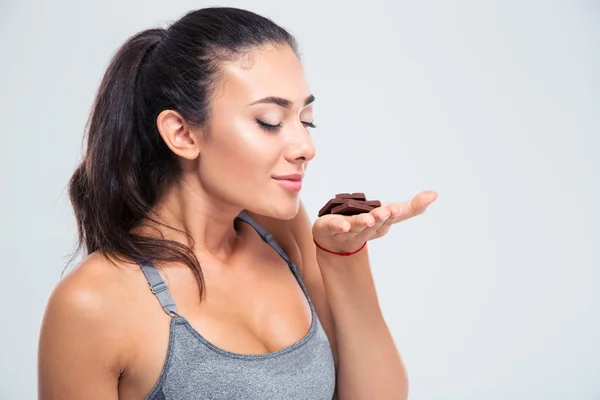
[45,252,134,322]
[38,252,135,398]
[40,252,133,357]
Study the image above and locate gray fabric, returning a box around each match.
[152,389,166,400]
[139,211,336,400]
[140,262,178,315]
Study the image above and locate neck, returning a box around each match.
[147,178,244,261]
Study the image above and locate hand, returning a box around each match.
[312,190,438,254]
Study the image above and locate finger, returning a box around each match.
[371,222,392,239]
[325,216,351,234]
[358,212,377,229]
[369,206,391,231]
[410,190,437,214]
[354,208,390,241]
[330,213,375,243]
[365,207,398,239]
[345,213,374,235]
[386,190,438,224]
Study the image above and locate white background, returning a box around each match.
[1,0,598,398]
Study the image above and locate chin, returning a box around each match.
[253,198,300,220]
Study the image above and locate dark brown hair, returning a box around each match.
[68,7,298,299]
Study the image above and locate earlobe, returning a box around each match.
[156,110,201,160]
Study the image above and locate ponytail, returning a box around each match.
[71,29,161,251]
[68,28,204,297]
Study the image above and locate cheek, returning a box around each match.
[197,124,279,195]
[229,121,285,173]
[224,124,279,172]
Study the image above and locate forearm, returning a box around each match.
[317,246,408,400]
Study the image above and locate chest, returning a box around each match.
[146,317,336,399]
[117,237,313,399]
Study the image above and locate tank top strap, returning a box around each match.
[235,211,310,299]
[236,211,291,264]
[139,261,179,316]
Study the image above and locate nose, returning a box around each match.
[284,126,316,165]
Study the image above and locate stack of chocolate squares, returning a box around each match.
[318,193,382,217]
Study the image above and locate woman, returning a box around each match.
[38,6,437,400]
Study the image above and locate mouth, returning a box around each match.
[272,173,304,192]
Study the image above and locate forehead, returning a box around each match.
[214,44,311,106]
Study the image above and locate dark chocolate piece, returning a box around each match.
[318,192,381,217]
[335,192,366,201]
[318,198,346,217]
[330,200,375,216]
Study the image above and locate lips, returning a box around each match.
[272,173,304,192]
[272,173,304,181]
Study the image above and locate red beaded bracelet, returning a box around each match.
[313,238,367,256]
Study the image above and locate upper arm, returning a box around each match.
[38,264,123,399]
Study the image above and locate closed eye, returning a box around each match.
[256,119,281,132]
[256,119,317,132]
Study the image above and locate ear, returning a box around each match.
[156,110,202,160]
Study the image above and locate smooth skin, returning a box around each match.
[38,42,437,399]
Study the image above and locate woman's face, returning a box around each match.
[196,44,316,220]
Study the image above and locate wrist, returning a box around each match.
[313,238,367,256]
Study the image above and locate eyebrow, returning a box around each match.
[250,94,315,108]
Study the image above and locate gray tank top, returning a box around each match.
[138,211,336,399]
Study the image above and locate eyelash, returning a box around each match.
[256,119,317,132]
